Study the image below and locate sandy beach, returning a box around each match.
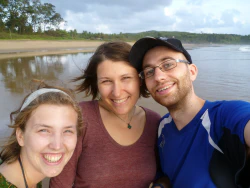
[0,40,201,60]
[0,40,108,59]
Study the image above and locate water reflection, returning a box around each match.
[0,54,86,93]
[0,52,92,135]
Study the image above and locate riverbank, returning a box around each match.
[0,40,105,59]
[0,40,206,60]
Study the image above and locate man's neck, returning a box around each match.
[169,95,205,131]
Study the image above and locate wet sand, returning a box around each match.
[0,40,202,60]
[0,40,106,59]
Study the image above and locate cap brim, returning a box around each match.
[129,37,183,72]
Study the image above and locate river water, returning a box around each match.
[0,45,250,137]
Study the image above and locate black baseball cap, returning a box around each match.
[129,37,192,72]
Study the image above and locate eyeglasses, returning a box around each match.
[139,58,190,79]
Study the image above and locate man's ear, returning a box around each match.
[16,128,24,146]
[189,64,198,81]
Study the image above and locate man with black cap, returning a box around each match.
[129,37,250,188]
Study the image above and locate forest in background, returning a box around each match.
[1,0,250,44]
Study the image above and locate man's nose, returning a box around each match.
[153,66,166,81]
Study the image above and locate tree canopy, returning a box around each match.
[0,0,64,34]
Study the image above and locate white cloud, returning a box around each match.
[95,24,110,33]
[164,7,174,17]
[43,0,250,35]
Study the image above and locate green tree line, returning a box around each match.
[122,30,250,44]
[1,29,250,44]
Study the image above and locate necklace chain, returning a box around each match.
[100,103,136,129]
[111,106,136,129]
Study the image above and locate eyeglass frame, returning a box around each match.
[139,58,191,79]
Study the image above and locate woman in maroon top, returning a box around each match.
[50,42,162,188]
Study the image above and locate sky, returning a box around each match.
[42,0,250,35]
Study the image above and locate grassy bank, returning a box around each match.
[0,31,129,41]
[0,32,94,40]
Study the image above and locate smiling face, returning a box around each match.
[143,46,197,108]
[16,104,78,178]
[97,60,140,116]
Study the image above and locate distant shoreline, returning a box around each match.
[0,40,214,60]
[0,40,105,59]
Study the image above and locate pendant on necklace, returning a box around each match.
[127,124,132,129]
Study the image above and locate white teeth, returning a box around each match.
[44,154,62,163]
[158,85,171,92]
[113,98,127,103]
